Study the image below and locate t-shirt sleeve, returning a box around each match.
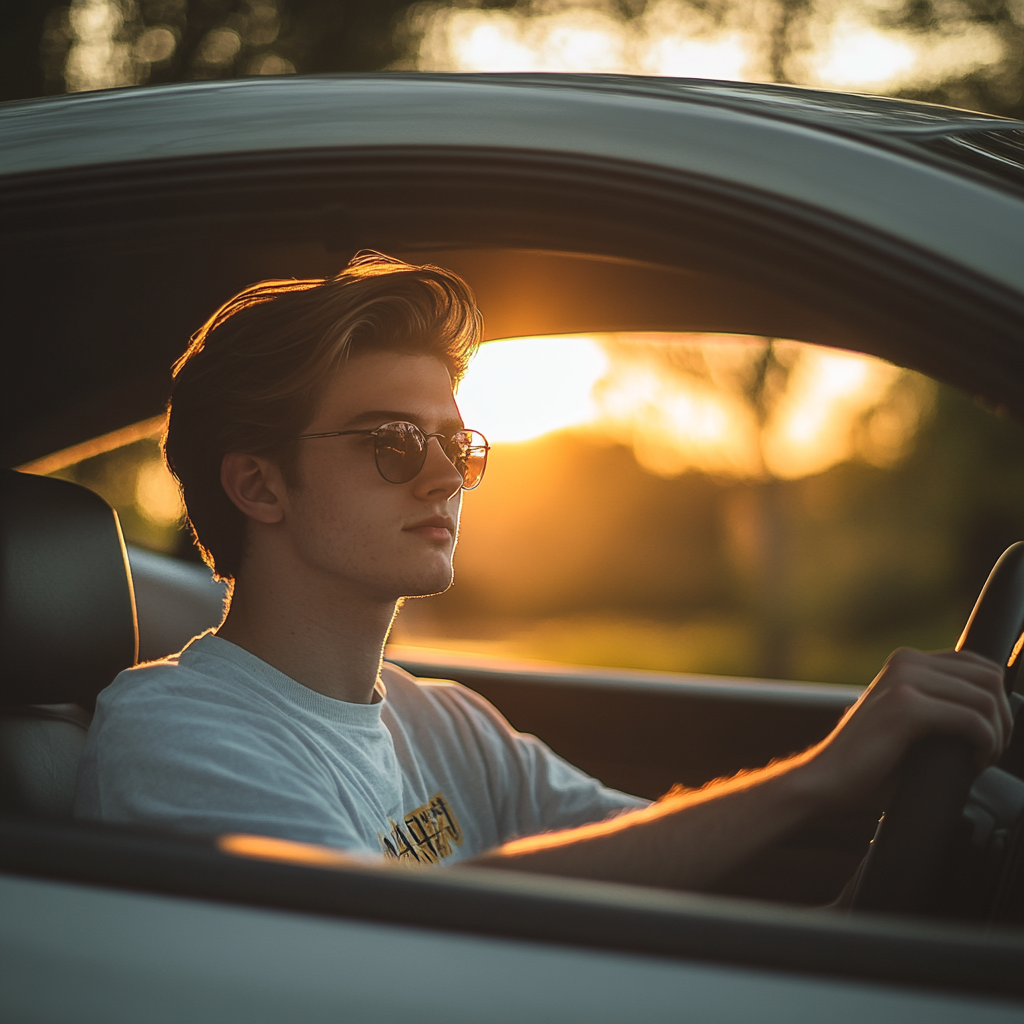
[420,679,650,844]
[75,680,372,854]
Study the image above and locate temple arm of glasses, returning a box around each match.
[296,430,370,440]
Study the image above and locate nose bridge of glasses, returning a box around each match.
[372,422,482,488]
[425,432,464,474]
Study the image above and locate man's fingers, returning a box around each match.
[898,669,1011,748]
[892,648,1004,686]
[902,689,1003,766]
[814,647,1015,805]
[931,649,1007,680]
[925,650,1007,690]
[877,649,1012,749]
[930,648,1000,665]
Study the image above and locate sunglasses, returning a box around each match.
[297,420,490,490]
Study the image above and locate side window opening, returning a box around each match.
[18,414,186,558]
[392,332,1024,688]
[19,332,1024,688]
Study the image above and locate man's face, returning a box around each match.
[279,351,467,602]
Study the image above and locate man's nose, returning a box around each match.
[416,436,463,497]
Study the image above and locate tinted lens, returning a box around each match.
[373,422,427,484]
[445,429,489,490]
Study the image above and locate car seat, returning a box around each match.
[0,470,137,817]
[127,545,227,663]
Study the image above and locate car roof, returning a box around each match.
[2,74,1023,296]
[3,73,1024,464]
[5,73,1020,153]
[448,74,1021,138]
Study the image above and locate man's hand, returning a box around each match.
[803,648,1013,808]
[468,647,1014,891]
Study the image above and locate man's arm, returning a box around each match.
[467,648,1013,889]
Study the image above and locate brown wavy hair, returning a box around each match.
[164,251,483,581]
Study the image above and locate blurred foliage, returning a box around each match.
[50,434,186,554]
[391,381,1024,685]
[3,0,418,99]
[2,0,1022,119]
[876,0,1024,117]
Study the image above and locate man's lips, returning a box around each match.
[403,515,455,541]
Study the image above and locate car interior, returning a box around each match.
[2,134,1024,996]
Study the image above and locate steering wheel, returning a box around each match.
[850,542,1024,917]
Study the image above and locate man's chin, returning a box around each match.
[399,569,455,600]
[401,580,454,600]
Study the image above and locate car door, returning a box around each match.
[2,74,1024,1017]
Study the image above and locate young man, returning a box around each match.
[75,253,1012,889]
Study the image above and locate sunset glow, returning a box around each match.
[135,458,185,526]
[57,0,1010,116]
[218,833,365,868]
[456,335,609,443]
[592,354,761,478]
[411,0,1005,97]
[457,334,927,481]
[812,23,916,88]
[761,344,901,479]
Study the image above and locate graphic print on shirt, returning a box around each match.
[380,792,463,864]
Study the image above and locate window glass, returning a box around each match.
[26,333,1024,688]
[22,415,184,556]
[393,333,1024,687]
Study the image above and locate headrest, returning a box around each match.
[1,471,137,706]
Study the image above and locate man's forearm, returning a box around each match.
[468,648,1011,890]
[468,751,828,890]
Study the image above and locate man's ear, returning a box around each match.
[220,453,287,524]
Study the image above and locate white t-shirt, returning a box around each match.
[74,634,647,864]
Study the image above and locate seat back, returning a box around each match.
[0,706,90,816]
[0,470,137,817]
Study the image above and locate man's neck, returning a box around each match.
[215,560,396,705]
